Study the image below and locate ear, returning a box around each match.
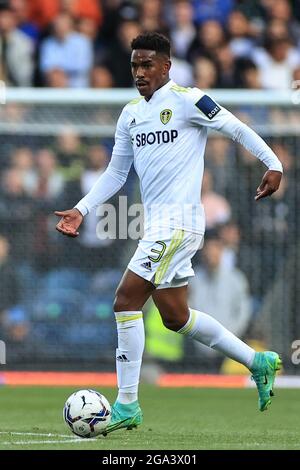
[162,59,171,76]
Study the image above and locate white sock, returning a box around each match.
[115,311,144,404]
[178,308,255,368]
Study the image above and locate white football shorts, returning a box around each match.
[128,229,204,289]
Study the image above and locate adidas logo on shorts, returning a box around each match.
[141,261,152,271]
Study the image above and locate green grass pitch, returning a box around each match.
[0,385,299,450]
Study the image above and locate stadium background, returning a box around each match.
[0,0,299,377]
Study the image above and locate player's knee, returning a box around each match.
[161,313,188,332]
[113,292,131,312]
[113,285,138,312]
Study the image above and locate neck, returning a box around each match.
[145,77,170,101]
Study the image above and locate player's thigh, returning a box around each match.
[152,285,189,329]
[114,268,155,311]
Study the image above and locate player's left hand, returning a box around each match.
[255,170,282,201]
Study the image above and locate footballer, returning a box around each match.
[55,33,283,434]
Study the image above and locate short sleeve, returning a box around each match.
[185,88,234,130]
[112,107,134,157]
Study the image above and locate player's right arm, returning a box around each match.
[55,108,133,237]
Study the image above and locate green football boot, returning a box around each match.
[250,351,282,412]
[102,400,143,436]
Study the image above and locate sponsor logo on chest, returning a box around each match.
[130,108,179,147]
[133,129,178,147]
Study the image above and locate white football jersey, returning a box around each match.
[76,79,282,238]
[112,79,234,236]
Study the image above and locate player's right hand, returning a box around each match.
[54,208,83,237]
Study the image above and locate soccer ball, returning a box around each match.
[63,389,111,438]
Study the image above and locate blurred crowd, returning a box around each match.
[1,0,300,89]
[0,128,297,365]
[0,0,299,369]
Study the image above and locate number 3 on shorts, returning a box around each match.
[148,241,167,263]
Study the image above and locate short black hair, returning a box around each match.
[131,32,170,58]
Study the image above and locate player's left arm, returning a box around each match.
[219,115,283,201]
[186,90,283,201]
